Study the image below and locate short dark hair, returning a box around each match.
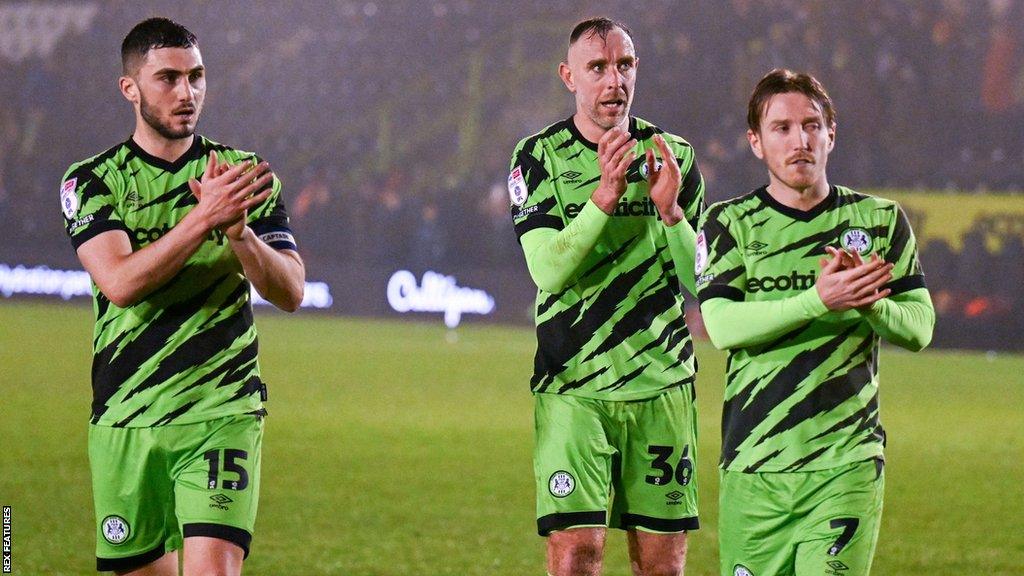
[121,17,198,75]
[568,17,633,48]
[747,68,836,133]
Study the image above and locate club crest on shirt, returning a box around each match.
[695,230,708,274]
[640,159,664,180]
[60,178,78,219]
[734,565,754,576]
[840,228,872,255]
[508,165,528,207]
[101,515,130,545]
[549,470,575,497]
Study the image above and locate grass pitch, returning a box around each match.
[1,302,1021,575]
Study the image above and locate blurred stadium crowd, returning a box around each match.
[0,0,1021,347]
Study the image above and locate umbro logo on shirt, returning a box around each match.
[746,240,768,255]
[558,170,583,184]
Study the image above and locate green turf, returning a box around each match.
[0,301,1021,575]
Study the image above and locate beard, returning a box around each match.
[139,92,197,140]
[587,94,631,130]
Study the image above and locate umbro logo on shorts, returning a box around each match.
[826,560,850,574]
[209,494,233,510]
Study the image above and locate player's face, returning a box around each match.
[560,27,637,135]
[130,46,206,141]
[748,92,835,193]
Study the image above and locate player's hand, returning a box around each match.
[188,151,273,239]
[816,248,893,311]
[646,134,683,226]
[827,247,892,311]
[210,158,249,240]
[824,245,857,270]
[591,126,636,214]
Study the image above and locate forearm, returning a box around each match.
[80,211,211,307]
[700,288,829,349]
[521,200,609,293]
[861,288,935,351]
[229,226,305,312]
[664,216,697,296]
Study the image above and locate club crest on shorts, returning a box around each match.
[508,165,528,207]
[101,515,130,545]
[60,178,78,219]
[549,470,575,497]
[733,565,754,576]
[840,228,872,255]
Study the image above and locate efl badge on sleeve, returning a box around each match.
[840,228,873,255]
[695,230,708,274]
[507,165,528,207]
[60,178,78,219]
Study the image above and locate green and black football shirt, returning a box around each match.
[696,185,925,472]
[61,136,296,428]
[510,116,705,401]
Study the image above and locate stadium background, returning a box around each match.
[0,1,1022,575]
[1,0,1023,349]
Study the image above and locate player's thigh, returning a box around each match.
[173,415,264,558]
[548,527,607,576]
[794,460,884,576]
[88,425,180,573]
[183,536,244,576]
[626,529,688,576]
[611,386,699,533]
[113,551,179,576]
[718,469,797,576]
[534,393,615,536]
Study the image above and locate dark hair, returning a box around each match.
[121,17,198,75]
[747,68,836,133]
[569,17,633,48]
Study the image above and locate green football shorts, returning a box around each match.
[533,385,699,536]
[719,458,884,576]
[88,414,263,572]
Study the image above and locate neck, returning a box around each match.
[765,175,830,211]
[573,112,628,145]
[132,121,194,163]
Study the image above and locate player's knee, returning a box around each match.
[635,546,687,576]
[638,557,685,576]
[563,543,603,575]
[183,565,239,576]
[550,532,604,576]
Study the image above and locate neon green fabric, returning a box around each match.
[663,217,698,296]
[701,287,829,350]
[520,200,610,294]
[859,288,934,351]
[509,116,705,401]
[701,287,933,352]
